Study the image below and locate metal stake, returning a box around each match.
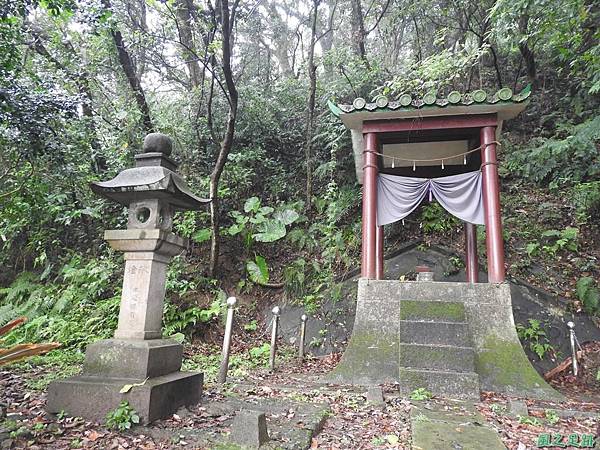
[298,314,308,359]
[218,297,237,384]
[567,321,578,377]
[269,306,280,372]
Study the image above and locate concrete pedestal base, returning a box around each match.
[47,339,202,424]
[328,280,563,401]
[47,371,202,424]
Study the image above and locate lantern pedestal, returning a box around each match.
[47,230,203,424]
[46,340,202,424]
[106,229,185,340]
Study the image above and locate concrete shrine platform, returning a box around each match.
[327,280,563,401]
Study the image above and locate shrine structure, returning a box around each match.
[327,87,562,400]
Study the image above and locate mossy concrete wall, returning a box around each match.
[326,280,400,384]
[328,280,562,400]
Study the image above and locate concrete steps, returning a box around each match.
[398,299,480,399]
[399,343,475,372]
[399,320,472,347]
[399,368,480,400]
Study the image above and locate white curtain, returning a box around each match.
[377,171,484,226]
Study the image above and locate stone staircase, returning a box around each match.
[398,299,480,400]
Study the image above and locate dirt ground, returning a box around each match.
[1,347,599,450]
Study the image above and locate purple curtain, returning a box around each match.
[377,171,484,226]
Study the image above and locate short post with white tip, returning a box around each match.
[218,297,237,384]
[567,321,579,377]
[298,314,307,360]
[269,306,280,371]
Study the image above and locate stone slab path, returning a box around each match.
[138,395,330,449]
[410,401,506,450]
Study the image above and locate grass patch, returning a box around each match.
[182,344,297,383]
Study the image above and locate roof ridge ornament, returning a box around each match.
[333,84,532,114]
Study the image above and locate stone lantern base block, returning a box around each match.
[47,371,202,424]
[83,339,183,379]
[47,338,202,424]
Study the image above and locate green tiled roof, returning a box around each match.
[328,85,531,117]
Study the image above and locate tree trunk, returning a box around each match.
[102,0,153,133]
[208,0,239,278]
[518,15,537,87]
[304,0,319,212]
[175,0,202,89]
[319,0,336,76]
[349,0,369,67]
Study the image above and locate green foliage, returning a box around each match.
[576,277,600,316]
[490,403,507,416]
[524,227,579,259]
[227,197,299,247]
[516,319,555,360]
[518,415,542,426]
[246,255,269,285]
[226,197,300,286]
[526,242,540,257]
[572,181,600,224]
[181,343,294,382]
[243,320,257,332]
[383,46,489,96]
[248,343,271,366]
[409,388,432,401]
[0,257,119,349]
[19,351,83,391]
[491,0,600,94]
[545,409,560,425]
[283,258,307,297]
[301,294,322,314]
[163,298,225,339]
[505,116,600,185]
[165,256,198,297]
[420,202,460,234]
[540,227,579,256]
[105,401,140,432]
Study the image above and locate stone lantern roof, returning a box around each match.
[91,133,209,210]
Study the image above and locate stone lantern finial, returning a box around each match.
[143,132,172,155]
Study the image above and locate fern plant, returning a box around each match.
[505,115,600,184]
[0,257,119,349]
[576,277,600,316]
[516,319,555,360]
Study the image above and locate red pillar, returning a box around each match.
[375,225,384,280]
[464,222,478,283]
[361,133,378,279]
[480,126,506,283]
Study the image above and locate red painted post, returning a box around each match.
[375,225,384,280]
[464,222,478,283]
[480,126,506,283]
[361,133,378,279]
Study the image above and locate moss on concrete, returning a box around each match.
[476,337,563,400]
[328,329,398,383]
[412,418,506,450]
[400,300,465,322]
[399,368,427,387]
[400,344,474,372]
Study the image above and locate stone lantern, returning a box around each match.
[47,133,209,424]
